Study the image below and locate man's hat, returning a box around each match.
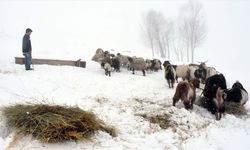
[26,28,33,33]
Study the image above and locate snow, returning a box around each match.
[0,61,250,150]
[1,0,250,149]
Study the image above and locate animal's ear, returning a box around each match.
[223,92,227,100]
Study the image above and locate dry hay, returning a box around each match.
[137,113,176,130]
[196,96,248,116]
[225,102,248,116]
[1,104,116,143]
[195,96,208,108]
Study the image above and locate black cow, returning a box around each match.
[203,74,227,120]
[224,81,248,105]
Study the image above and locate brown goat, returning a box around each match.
[213,87,226,120]
[173,79,200,109]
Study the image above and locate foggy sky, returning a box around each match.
[0,0,250,85]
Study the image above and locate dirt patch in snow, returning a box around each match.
[137,113,176,130]
[127,97,215,148]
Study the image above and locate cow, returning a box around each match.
[224,81,248,105]
[173,79,200,109]
[202,74,227,120]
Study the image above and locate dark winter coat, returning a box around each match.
[22,34,32,53]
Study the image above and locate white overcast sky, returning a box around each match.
[0,0,250,84]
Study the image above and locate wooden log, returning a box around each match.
[15,57,86,68]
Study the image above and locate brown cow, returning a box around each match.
[173,79,200,109]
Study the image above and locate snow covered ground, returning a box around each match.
[0,60,249,150]
[1,0,250,149]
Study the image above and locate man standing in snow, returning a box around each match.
[22,28,33,70]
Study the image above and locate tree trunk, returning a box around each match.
[181,51,184,61]
[150,40,154,57]
[191,47,194,63]
[186,47,189,62]
[191,49,194,63]
[158,38,165,58]
[167,41,170,59]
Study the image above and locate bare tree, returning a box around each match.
[162,20,174,59]
[178,17,190,62]
[172,29,184,62]
[142,10,174,59]
[142,10,157,57]
[179,0,207,62]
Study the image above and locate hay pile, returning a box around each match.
[138,113,176,129]
[225,102,248,116]
[196,96,248,116]
[2,104,116,143]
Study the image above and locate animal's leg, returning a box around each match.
[171,79,174,88]
[190,96,196,109]
[190,100,193,109]
[173,94,179,107]
[184,101,190,109]
[167,80,171,88]
[142,70,146,76]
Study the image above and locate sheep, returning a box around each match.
[151,59,162,71]
[95,48,104,55]
[92,48,105,63]
[145,59,152,73]
[117,53,130,69]
[111,56,121,72]
[104,63,112,77]
[175,65,190,82]
[127,57,146,76]
[100,56,112,68]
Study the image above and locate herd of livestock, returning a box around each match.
[91,48,249,120]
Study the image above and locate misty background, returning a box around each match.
[0,0,250,85]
